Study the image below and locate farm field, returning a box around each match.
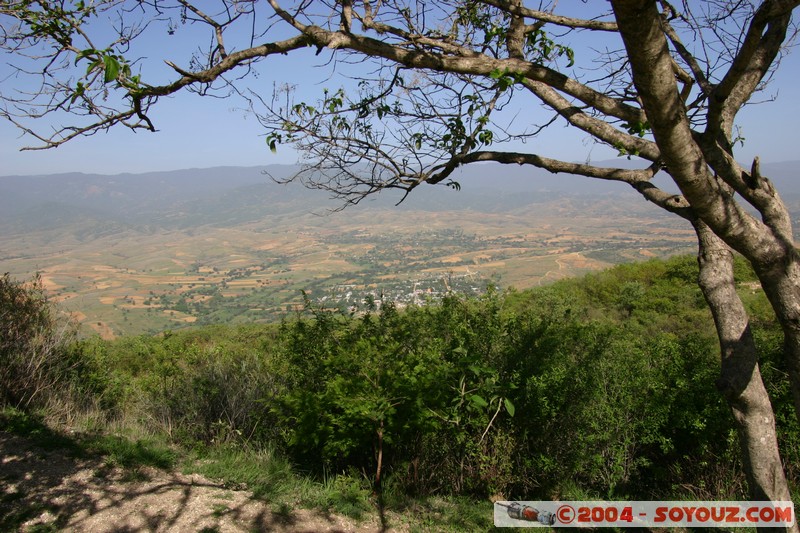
[0,180,697,337]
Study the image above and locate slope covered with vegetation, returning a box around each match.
[2,256,798,512]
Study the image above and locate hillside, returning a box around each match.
[1,253,798,530]
[2,161,798,337]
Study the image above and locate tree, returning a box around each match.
[1,0,798,517]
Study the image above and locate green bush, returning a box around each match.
[275,302,453,488]
[0,273,76,409]
[29,256,798,502]
[124,328,284,444]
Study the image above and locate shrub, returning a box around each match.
[0,273,75,409]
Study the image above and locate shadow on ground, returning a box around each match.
[0,415,387,532]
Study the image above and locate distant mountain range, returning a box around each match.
[1,160,798,233]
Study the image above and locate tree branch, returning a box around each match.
[611,0,780,263]
[480,0,619,31]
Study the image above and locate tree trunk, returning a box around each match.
[375,419,384,494]
[694,221,795,533]
[610,0,800,430]
[750,253,800,426]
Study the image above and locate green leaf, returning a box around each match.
[86,58,102,76]
[469,394,488,408]
[266,135,279,153]
[565,48,575,67]
[103,55,120,83]
[489,68,504,80]
[70,82,86,104]
[504,398,515,417]
[74,48,97,65]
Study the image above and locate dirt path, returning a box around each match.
[0,431,404,532]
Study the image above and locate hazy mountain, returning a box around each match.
[0,164,540,230]
[0,165,300,224]
[453,159,800,195]
[1,160,798,232]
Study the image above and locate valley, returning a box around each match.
[0,207,695,337]
[1,162,770,337]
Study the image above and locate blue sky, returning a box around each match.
[2,7,799,177]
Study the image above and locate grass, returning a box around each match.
[184,444,298,501]
[306,471,373,520]
[180,443,496,530]
[0,502,60,533]
[401,497,495,533]
[0,407,176,473]
[183,444,376,522]
[1,407,498,531]
[184,445,371,520]
[83,434,177,470]
[211,503,229,517]
[0,407,84,456]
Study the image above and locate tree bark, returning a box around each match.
[610,0,800,428]
[750,253,800,429]
[694,221,794,531]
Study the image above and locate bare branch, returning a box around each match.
[481,0,619,31]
